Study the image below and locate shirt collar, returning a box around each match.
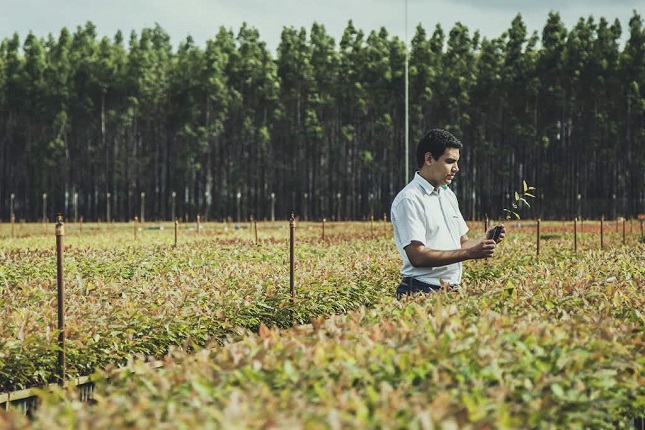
[413,172,448,195]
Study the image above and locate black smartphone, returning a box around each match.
[492,225,503,242]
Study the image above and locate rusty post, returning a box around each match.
[10,193,15,238]
[254,219,258,245]
[574,217,578,254]
[55,214,66,386]
[322,218,326,242]
[174,219,178,247]
[106,192,111,223]
[600,216,604,249]
[289,213,296,298]
[484,214,489,234]
[536,218,541,258]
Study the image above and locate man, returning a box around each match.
[391,129,505,297]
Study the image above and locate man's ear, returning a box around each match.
[425,152,434,166]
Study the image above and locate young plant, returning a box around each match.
[503,180,536,220]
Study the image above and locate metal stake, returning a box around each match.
[290,214,296,298]
[55,214,66,386]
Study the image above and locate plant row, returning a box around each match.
[3,236,644,428]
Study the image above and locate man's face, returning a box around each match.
[425,147,460,187]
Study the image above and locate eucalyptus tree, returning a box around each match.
[620,11,645,216]
[19,32,50,219]
[496,15,539,218]
[89,33,129,221]
[409,25,437,140]
[440,23,478,215]
[590,17,623,214]
[0,38,7,218]
[560,17,617,217]
[169,33,231,221]
[335,20,368,220]
[535,12,568,217]
[200,35,232,221]
[358,27,393,219]
[307,22,338,220]
[224,23,280,221]
[470,36,504,219]
[169,36,208,221]
[383,32,407,217]
[123,24,173,220]
[1,34,25,219]
[40,28,73,220]
[276,25,314,219]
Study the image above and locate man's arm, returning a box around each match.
[404,238,496,268]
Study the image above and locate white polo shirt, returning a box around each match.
[391,172,469,286]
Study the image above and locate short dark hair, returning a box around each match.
[416,129,463,168]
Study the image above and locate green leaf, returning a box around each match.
[523,180,528,192]
[524,193,535,198]
[514,191,520,201]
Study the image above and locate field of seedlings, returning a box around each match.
[1,219,644,429]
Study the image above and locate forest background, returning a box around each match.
[0,11,644,222]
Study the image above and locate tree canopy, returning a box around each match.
[1,12,644,222]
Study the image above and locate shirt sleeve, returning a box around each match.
[392,197,427,247]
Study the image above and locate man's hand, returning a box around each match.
[486,225,506,243]
[467,238,496,259]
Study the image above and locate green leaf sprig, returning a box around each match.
[503,180,536,220]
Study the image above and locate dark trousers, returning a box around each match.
[396,277,442,299]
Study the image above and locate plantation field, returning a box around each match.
[1,220,644,428]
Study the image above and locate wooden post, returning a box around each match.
[134,216,138,241]
[289,214,296,298]
[55,214,66,386]
[574,217,578,254]
[254,219,258,245]
[600,216,604,249]
[484,214,489,234]
[370,215,374,237]
[196,215,201,234]
[10,193,15,238]
[622,218,626,245]
[322,218,326,242]
[174,219,178,247]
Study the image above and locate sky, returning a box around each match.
[0,0,642,52]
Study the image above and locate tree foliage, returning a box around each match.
[1,13,644,221]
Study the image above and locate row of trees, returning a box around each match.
[1,11,644,222]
